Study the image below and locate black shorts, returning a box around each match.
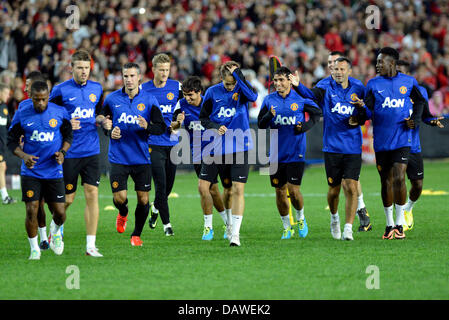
[270,162,305,188]
[63,155,101,194]
[375,147,410,174]
[21,176,65,203]
[0,143,5,162]
[324,152,362,186]
[407,152,424,180]
[200,151,249,188]
[194,163,218,184]
[109,163,152,193]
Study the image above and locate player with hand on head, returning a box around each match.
[199,61,258,247]
[353,47,426,240]
[258,66,321,239]
[291,57,367,240]
[172,76,227,240]
[99,62,166,247]
[295,51,372,232]
[49,49,104,257]
[0,82,16,205]
[7,80,72,260]
[141,53,183,236]
[396,60,445,231]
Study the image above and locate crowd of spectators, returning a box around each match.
[1,0,449,119]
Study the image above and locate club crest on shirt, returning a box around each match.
[232,93,239,101]
[399,86,407,94]
[167,92,175,100]
[137,103,146,111]
[290,103,299,111]
[3,108,8,115]
[350,93,358,101]
[89,93,97,102]
[49,118,58,128]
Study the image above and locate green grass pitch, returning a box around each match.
[0,160,448,300]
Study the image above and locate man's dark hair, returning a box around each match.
[329,51,345,57]
[182,76,203,93]
[273,66,292,78]
[27,71,46,82]
[71,49,91,66]
[30,80,49,94]
[122,62,141,74]
[397,60,411,73]
[335,56,352,67]
[379,47,400,61]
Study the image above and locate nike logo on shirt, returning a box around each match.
[69,97,77,101]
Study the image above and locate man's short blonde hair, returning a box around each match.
[219,61,240,78]
[152,53,171,68]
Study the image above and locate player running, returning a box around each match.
[199,61,258,247]
[396,60,445,231]
[172,76,227,240]
[351,47,426,240]
[291,57,367,240]
[49,49,104,257]
[141,53,183,236]
[297,51,372,232]
[99,62,166,246]
[7,80,72,259]
[258,66,321,239]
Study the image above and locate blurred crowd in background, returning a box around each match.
[1,0,449,120]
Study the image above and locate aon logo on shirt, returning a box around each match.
[117,113,139,124]
[218,107,236,118]
[30,130,54,142]
[274,115,296,125]
[160,105,172,113]
[188,121,205,131]
[382,97,405,108]
[331,103,354,115]
[72,107,94,119]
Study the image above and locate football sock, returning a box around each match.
[50,219,61,235]
[0,187,8,200]
[86,235,96,249]
[404,197,416,212]
[394,203,406,226]
[225,208,232,226]
[344,223,352,231]
[384,206,394,227]
[280,214,291,230]
[218,210,227,225]
[113,198,128,217]
[151,203,159,214]
[38,227,48,242]
[295,207,305,221]
[163,223,172,231]
[357,194,365,210]
[330,212,339,223]
[231,215,242,236]
[204,214,213,229]
[28,236,39,251]
[132,203,149,237]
